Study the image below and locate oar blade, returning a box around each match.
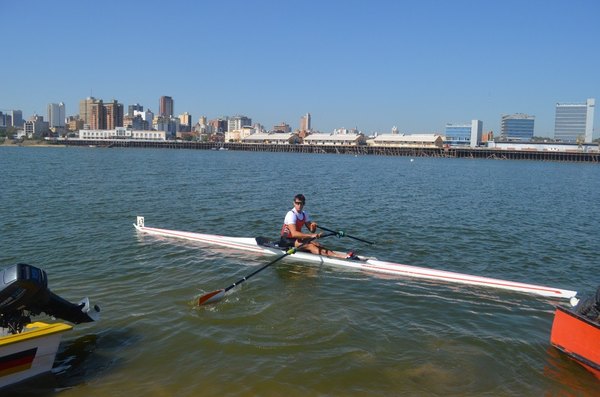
[198,289,225,306]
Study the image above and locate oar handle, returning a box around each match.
[199,233,335,305]
[317,226,375,245]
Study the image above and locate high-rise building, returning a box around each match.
[179,112,192,132]
[209,118,228,133]
[85,100,105,130]
[9,110,24,127]
[500,114,534,141]
[128,103,143,115]
[300,113,311,132]
[79,97,99,126]
[554,98,595,143]
[228,115,252,132]
[159,96,174,117]
[444,120,483,147]
[104,100,124,130]
[47,102,66,128]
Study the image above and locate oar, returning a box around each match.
[198,233,334,305]
[317,225,375,245]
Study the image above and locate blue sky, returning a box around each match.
[2,0,598,137]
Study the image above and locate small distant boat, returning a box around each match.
[550,289,600,379]
[0,263,100,389]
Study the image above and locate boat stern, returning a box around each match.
[0,321,72,388]
[550,306,600,379]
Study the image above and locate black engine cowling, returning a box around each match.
[0,263,100,333]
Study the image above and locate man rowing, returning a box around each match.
[279,194,358,259]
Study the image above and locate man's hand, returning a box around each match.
[308,223,317,233]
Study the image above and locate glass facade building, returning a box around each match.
[500,114,534,141]
[444,120,482,147]
[554,98,595,143]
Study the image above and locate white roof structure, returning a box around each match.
[369,133,444,147]
[242,132,295,144]
[303,133,365,145]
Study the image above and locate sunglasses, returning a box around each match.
[294,201,305,205]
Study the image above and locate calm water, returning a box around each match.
[1,146,598,396]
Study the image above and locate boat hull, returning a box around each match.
[0,322,72,388]
[550,306,600,379]
[133,216,576,300]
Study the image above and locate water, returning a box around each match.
[1,146,598,396]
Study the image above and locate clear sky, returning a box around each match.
[2,0,598,137]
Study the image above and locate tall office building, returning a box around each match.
[227,115,252,132]
[89,101,105,130]
[79,97,100,127]
[179,112,192,132]
[444,120,483,147]
[554,98,595,143]
[500,114,534,141]
[47,102,66,128]
[300,113,311,132]
[129,103,144,115]
[104,100,124,130]
[9,110,24,127]
[159,96,174,117]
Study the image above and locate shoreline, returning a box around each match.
[2,139,599,163]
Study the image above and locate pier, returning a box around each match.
[48,139,600,163]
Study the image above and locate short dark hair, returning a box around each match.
[294,194,305,203]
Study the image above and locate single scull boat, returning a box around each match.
[133,216,577,300]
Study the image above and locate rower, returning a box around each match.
[279,194,358,259]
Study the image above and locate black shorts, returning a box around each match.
[278,236,297,248]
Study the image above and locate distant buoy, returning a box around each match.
[410,159,414,162]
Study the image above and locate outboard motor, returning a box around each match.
[574,285,600,323]
[0,263,100,334]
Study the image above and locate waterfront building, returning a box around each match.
[303,132,366,146]
[159,96,174,117]
[273,122,291,133]
[300,113,311,132]
[78,127,166,140]
[444,120,483,147]
[225,126,255,142]
[500,114,534,141]
[368,133,444,148]
[242,132,299,144]
[554,98,595,143]
[487,141,599,153]
[47,102,66,128]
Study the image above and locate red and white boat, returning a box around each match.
[551,292,600,379]
[133,216,577,300]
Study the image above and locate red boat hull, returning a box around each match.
[550,306,600,379]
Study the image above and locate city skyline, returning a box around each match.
[2,1,599,138]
